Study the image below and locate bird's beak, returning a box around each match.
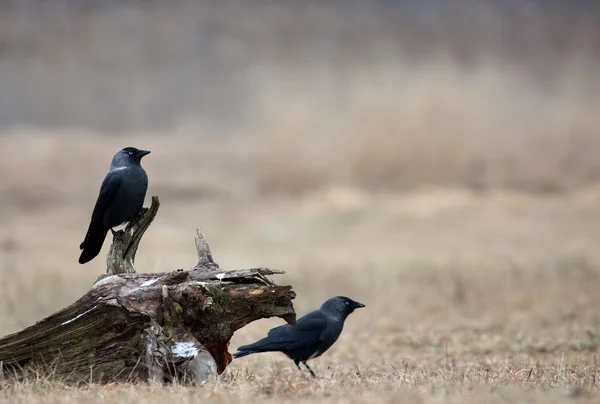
[352,301,366,309]
[136,150,151,158]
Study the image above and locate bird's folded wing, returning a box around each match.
[90,172,122,222]
[264,311,327,350]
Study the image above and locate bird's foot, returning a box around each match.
[111,228,126,238]
[130,210,144,221]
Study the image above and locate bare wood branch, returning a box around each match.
[105,196,161,276]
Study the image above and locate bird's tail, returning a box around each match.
[232,350,254,359]
[232,342,266,359]
[79,224,109,264]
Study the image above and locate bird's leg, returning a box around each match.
[302,361,318,378]
[294,359,303,372]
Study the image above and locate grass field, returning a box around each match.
[1,2,600,403]
[2,132,600,403]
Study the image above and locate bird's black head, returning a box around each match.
[321,296,366,317]
[111,147,151,168]
[120,147,151,160]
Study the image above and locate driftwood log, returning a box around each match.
[0,196,296,384]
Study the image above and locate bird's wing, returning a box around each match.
[78,171,123,261]
[260,310,328,351]
[90,171,122,223]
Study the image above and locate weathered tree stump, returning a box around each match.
[0,196,296,385]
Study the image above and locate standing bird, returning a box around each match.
[78,147,151,264]
[233,296,365,377]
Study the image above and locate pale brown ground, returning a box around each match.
[1,5,600,402]
[2,130,600,403]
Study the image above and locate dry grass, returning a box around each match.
[1,2,600,403]
[0,2,599,193]
[2,139,600,402]
[253,61,600,194]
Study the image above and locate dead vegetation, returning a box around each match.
[2,177,600,402]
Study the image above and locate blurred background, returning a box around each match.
[1,0,600,383]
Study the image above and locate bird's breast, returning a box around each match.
[103,167,148,227]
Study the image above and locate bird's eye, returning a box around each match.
[345,301,350,306]
[128,151,133,156]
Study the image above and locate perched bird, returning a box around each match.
[233,296,365,377]
[78,147,151,264]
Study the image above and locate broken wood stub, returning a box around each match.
[194,228,217,270]
[106,195,161,276]
[0,196,296,385]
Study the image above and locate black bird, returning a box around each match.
[78,147,151,264]
[233,296,365,377]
